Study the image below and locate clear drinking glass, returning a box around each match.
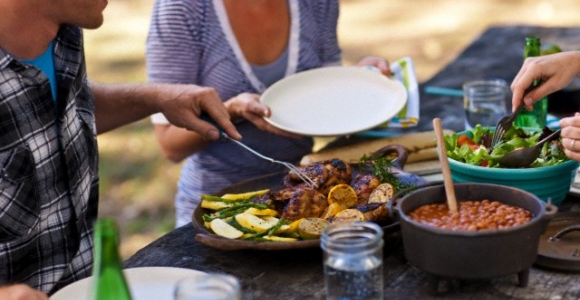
[321,221,384,300]
[463,79,508,130]
[174,273,241,300]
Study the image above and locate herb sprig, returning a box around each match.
[356,155,414,191]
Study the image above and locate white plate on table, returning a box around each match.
[261,66,407,136]
[51,267,206,300]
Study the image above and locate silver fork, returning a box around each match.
[490,102,524,147]
[490,85,533,147]
[221,133,318,189]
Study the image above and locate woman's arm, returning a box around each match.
[154,124,207,162]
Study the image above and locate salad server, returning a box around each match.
[499,129,561,168]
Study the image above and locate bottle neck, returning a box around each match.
[524,36,541,58]
[93,232,123,270]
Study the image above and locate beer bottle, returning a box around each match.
[515,36,548,128]
[90,218,133,300]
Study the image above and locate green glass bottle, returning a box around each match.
[90,218,133,300]
[515,36,548,128]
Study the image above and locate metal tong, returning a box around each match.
[200,113,317,188]
[221,133,318,189]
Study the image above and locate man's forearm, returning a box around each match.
[90,82,241,141]
[91,82,161,134]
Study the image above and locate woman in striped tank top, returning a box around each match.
[147,0,391,227]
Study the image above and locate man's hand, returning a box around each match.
[0,284,48,300]
[159,85,242,141]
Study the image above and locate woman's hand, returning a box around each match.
[0,284,48,300]
[355,56,391,76]
[511,51,580,111]
[559,112,580,162]
[225,93,301,138]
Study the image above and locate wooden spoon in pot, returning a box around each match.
[433,118,458,213]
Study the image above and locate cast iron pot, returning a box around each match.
[394,183,556,294]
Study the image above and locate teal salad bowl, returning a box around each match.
[446,127,579,205]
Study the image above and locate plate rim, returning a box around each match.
[261,66,408,136]
[50,266,206,300]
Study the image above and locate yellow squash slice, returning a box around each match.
[201,200,233,210]
[209,218,243,239]
[274,224,292,234]
[220,189,270,201]
[282,218,304,235]
[262,235,299,242]
[244,207,278,217]
[235,213,278,232]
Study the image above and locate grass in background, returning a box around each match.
[97,120,179,257]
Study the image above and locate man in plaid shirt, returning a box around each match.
[0,0,241,299]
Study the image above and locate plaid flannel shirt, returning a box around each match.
[0,25,99,294]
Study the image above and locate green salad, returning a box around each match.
[445,125,569,168]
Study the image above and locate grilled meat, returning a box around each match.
[270,187,328,221]
[256,158,392,224]
[283,159,352,195]
[252,194,287,216]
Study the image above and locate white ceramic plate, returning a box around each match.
[51,267,206,300]
[261,66,407,136]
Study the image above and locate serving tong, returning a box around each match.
[221,133,318,189]
[201,113,317,188]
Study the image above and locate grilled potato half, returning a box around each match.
[368,183,395,204]
[298,218,331,240]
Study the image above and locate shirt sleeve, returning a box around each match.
[147,0,203,125]
[146,0,201,84]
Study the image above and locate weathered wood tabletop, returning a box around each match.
[124,26,580,299]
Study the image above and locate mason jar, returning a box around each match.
[321,221,384,300]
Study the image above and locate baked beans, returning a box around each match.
[408,200,532,231]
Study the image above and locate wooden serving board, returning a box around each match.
[300,130,454,165]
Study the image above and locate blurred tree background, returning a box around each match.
[84,0,580,258]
